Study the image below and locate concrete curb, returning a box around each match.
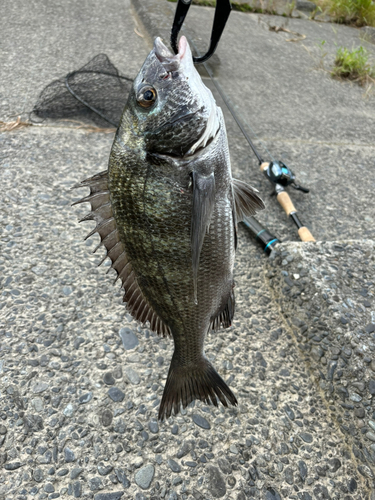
[266,240,375,487]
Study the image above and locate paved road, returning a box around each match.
[1,1,375,499]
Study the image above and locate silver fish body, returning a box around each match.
[75,36,264,420]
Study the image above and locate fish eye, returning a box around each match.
[137,86,157,108]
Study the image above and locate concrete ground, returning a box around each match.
[1,1,375,499]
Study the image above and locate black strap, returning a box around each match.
[170,0,232,64]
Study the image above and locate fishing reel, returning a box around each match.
[260,161,315,242]
[263,161,309,194]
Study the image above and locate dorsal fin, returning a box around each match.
[73,171,171,338]
[232,178,265,221]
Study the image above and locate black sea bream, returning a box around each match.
[75,36,265,420]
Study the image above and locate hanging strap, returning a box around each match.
[170,0,232,63]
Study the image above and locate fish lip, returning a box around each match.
[154,36,187,62]
[178,36,187,60]
[154,36,188,72]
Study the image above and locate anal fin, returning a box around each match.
[210,286,235,331]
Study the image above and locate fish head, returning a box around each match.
[127,36,220,157]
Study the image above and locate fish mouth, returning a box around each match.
[154,36,187,72]
[153,36,220,156]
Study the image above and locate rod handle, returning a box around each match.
[276,191,296,216]
[260,162,269,172]
[298,226,316,242]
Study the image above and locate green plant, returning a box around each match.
[331,46,375,85]
[309,5,322,19]
[318,39,328,65]
[305,39,328,70]
[284,0,296,16]
[316,0,375,26]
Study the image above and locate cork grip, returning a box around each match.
[260,162,269,172]
[276,191,296,216]
[298,227,316,242]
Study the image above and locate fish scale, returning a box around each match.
[74,36,265,420]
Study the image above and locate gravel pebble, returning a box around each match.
[192,414,211,429]
[265,488,282,500]
[300,432,313,443]
[119,328,139,350]
[206,466,226,498]
[98,464,114,476]
[107,387,125,402]
[115,468,131,488]
[124,366,140,385]
[71,467,83,480]
[93,493,124,500]
[31,397,44,412]
[103,372,115,385]
[101,409,113,426]
[168,459,181,473]
[32,381,49,393]
[89,477,103,491]
[44,483,55,493]
[4,462,23,470]
[63,403,74,417]
[73,481,82,498]
[176,441,191,459]
[148,420,159,434]
[64,447,75,463]
[134,464,155,490]
[57,468,69,476]
[369,380,375,395]
[79,391,93,404]
[33,468,44,482]
[366,432,375,442]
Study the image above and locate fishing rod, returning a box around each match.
[242,216,280,255]
[170,0,315,244]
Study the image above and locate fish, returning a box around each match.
[74,36,265,420]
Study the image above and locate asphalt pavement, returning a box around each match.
[1,1,375,499]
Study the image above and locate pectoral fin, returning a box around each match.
[232,178,265,221]
[191,171,216,303]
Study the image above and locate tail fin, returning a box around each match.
[158,356,238,421]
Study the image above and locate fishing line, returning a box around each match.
[186,35,276,165]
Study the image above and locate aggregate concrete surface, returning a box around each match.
[1,1,375,500]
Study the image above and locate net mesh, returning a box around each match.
[30,54,133,128]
